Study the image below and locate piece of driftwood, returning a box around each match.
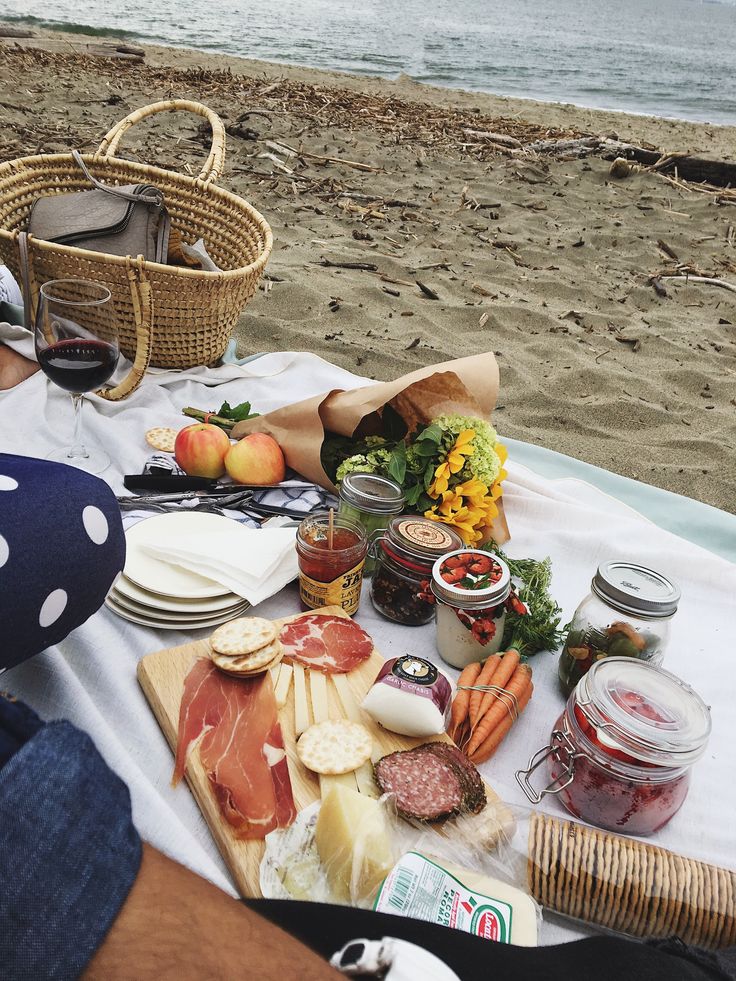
[0,27,35,38]
[319,258,378,271]
[416,280,439,300]
[462,129,522,149]
[530,137,736,190]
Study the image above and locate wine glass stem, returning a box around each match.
[68,393,89,461]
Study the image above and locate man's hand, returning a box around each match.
[0,346,38,390]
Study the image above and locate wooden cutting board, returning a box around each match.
[138,606,502,898]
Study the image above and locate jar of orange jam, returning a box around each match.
[296,511,368,615]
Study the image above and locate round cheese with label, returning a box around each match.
[362,655,454,737]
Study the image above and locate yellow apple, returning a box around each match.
[225,432,286,485]
[174,423,231,478]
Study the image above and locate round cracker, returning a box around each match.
[297,719,372,775]
[212,639,283,675]
[720,868,736,947]
[527,813,544,901]
[145,427,177,453]
[615,836,639,936]
[601,834,626,931]
[670,851,693,939]
[210,617,277,656]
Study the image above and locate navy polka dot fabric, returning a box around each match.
[0,454,126,672]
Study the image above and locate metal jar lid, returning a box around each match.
[339,472,405,514]
[431,549,511,611]
[384,516,464,561]
[592,561,680,619]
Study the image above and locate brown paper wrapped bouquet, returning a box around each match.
[231,353,509,544]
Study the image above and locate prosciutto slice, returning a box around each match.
[279,614,374,673]
[173,659,296,838]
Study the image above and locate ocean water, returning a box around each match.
[4,0,736,124]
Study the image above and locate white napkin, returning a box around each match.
[141,525,298,606]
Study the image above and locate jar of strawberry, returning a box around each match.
[430,549,511,669]
[516,658,711,836]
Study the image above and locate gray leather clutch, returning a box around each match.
[28,150,171,263]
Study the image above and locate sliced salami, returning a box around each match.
[420,742,487,815]
[374,746,465,821]
[279,614,374,674]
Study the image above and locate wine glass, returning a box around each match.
[34,278,120,475]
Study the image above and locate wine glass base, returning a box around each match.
[46,446,111,476]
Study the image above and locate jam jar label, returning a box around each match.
[299,558,365,615]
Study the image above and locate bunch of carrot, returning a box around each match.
[447,649,533,764]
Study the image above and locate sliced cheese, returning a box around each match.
[354,760,379,798]
[315,784,395,905]
[269,663,282,688]
[309,670,329,723]
[274,662,293,709]
[331,673,362,723]
[293,663,310,736]
[319,772,359,797]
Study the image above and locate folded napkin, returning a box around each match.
[141,525,298,606]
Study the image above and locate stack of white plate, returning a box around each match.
[106,514,250,630]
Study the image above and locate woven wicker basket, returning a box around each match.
[0,100,272,399]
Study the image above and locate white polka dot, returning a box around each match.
[82,505,109,545]
[0,534,7,569]
[0,476,18,491]
[39,589,68,628]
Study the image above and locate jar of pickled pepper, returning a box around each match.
[296,511,368,615]
[558,561,680,696]
[516,657,711,836]
[338,472,405,576]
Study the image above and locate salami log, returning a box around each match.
[374,742,486,821]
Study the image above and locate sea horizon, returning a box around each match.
[3,0,736,126]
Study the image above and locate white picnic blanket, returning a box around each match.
[1,337,735,947]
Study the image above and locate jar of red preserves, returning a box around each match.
[296,511,368,615]
[516,658,711,836]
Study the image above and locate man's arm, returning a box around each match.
[84,844,339,981]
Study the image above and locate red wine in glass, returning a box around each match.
[37,338,119,393]
[34,278,120,475]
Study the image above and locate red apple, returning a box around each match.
[225,432,285,485]
[174,423,231,478]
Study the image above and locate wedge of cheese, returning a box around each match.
[314,784,395,904]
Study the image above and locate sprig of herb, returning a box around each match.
[217,400,259,423]
[484,545,568,658]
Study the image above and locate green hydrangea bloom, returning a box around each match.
[433,413,501,487]
[336,448,392,483]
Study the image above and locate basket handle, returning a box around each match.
[95,100,226,184]
[97,257,153,402]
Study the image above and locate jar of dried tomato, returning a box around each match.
[516,658,711,836]
[430,549,511,669]
[369,517,463,625]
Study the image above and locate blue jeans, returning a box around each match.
[0,694,141,981]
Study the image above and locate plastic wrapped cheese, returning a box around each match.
[375,852,539,946]
[314,784,395,904]
[361,655,454,737]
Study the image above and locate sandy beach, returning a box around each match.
[1,30,734,512]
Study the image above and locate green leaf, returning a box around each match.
[415,423,443,444]
[388,443,407,484]
[404,483,424,506]
[217,400,259,422]
[414,439,440,458]
[423,461,436,491]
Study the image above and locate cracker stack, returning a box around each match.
[209,617,283,676]
[528,812,736,949]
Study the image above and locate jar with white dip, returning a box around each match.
[430,550,511,669]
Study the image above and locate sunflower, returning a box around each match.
[428,429,476,497]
